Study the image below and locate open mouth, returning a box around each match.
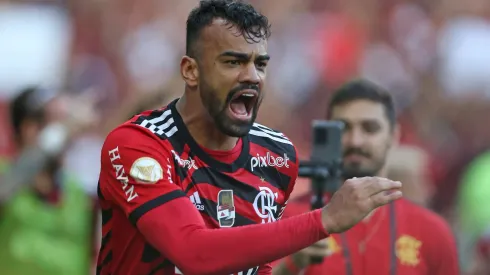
[228,89,258,119]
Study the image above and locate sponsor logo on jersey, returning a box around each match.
[166,158,173,184]
[250,152,289,172]
[108,146,138,202]
[253,186,279,223]
[171,150,198,170]
[129,157,163,184]
[189,191,204,211]
[217,190,236,227]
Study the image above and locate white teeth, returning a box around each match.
[241,93,255,97]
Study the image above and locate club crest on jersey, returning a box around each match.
[253,186,279,223]
[396,235,422,267]
[217,190,236,227]
[129,157,163,184]
[250,152,289,172]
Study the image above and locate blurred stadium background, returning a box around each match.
[1,0,490,274]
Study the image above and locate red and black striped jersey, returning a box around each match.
[96,99,299,275]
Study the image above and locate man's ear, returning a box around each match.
[180,56,199,88]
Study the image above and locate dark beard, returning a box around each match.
[341,159,384,180]
[200,81,259,137]
[342,166,378,180]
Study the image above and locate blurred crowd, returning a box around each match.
[1,0,490,274]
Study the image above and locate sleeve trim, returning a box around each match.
[129,190,187,225]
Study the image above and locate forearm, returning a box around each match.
[138,198,328,275]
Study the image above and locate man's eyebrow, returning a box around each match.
[219,51,250,59]
[218,51,270,61]
[256,54,270,61]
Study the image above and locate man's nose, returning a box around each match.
[239,62,260,84]
[345,129,365,147]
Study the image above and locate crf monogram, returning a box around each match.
[250,152,289,172]
[253,186,279,223]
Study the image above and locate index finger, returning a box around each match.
[366,177,402,197]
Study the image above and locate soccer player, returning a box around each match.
[96,1,402,275]
[272,80,459,275]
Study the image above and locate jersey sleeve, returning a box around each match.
[98,125,186,224]
[258,263,272,274]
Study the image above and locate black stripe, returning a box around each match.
[141,243,161,263]
[132,115,146,128]
[100,231,111,252]
[167,136,186,157]
[96,251,112,274]
[243,161,291,191]
[147,260,172,275]
[128,190,187,225]
[185,167,259,203]
[101,208,112,226]
[97,181,105,200]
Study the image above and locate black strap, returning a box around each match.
[340,202,397,275]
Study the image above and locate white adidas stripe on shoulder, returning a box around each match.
[137,109,178,138]
[249,124,292,145]
[252,123,287,139]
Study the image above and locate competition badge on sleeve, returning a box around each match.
[217,190,236,227]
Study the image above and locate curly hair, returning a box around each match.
[186,0,271,58]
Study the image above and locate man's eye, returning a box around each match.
[226,60,241,65]
[256,62,267,68]
[363,123,380,134]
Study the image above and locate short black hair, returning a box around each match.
[186,0,271,58]
[9,86,47,143]
[327,79,397,128]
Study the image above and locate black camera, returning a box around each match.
[298,120,344,263]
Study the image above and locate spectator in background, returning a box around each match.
[273,80,458,275]
[0,86,98,275]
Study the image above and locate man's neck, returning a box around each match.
[176,94,239,151]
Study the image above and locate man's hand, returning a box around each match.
[290,239,331,269]
[322,177,402,233]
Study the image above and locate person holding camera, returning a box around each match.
[272,80,458,275]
